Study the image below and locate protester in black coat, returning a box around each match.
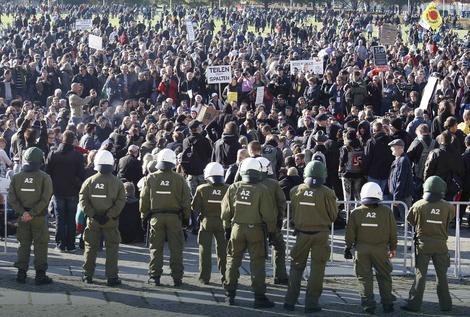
[424,131,465,200]
[212,121,242,168]
[279,167,303,200]
[119,182,145,243]
[363,122,394,188]
[116,145,142,188]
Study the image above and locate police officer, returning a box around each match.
[9,147,53,285]
[401,176,454,312]
[80,149,126,286]
[344,182,397,314]
[256,157,288,284]
[140,148,191,287]
[284,161,337,313]
[221,157,276,308]
[192,162,228,285]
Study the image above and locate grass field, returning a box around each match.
[0,13,467,43]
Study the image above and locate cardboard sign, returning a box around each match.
[0,177,10,194]
[372,46,387,66]
[379,23,396,46]
[290,58,323,75]
[88,34,103,50]
[196,105,219,126]
[255,86,264,105]
[227,92,238,104]
[206,65,232,84]
[186,17,195,42]
[419,77,439,111]
[75,19,93,31]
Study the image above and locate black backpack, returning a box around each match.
[181,139,204,175]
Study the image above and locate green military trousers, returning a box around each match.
[285,231,329,310]
[406,247,452,311]
[224,223,267,296]
[198,217,227,283]
[83,218,121,279]
[271,228,288,281]
[148,213,184,280]
[354,245,393,311]
[15,216,49,272]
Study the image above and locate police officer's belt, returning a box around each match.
[295,229,320,235]
[151,209,181,215]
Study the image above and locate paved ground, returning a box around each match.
[1,226,470,317]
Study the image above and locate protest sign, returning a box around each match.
[88,34,103,50]
[290,58,323,75]
[206,65,231,84]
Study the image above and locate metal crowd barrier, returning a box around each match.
[284,199,467,277]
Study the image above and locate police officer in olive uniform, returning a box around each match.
[401,176,454,313]
[344,182,397,314]
[192,162,228,285]
[140,148,191,287]
[256,157,288,284]
[80,150,126,286]
[9,147,53,285]
[221,157,276,308]
[284,161,338,313]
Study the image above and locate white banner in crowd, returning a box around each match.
[186,17,195,42]
[88,34,103,50]
[255,86,264,105]
[75,19,93,31]
[290,58,323,75]
[206,65,232,84]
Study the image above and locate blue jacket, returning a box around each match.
[388,154,413,200]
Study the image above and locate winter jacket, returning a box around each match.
[363,132,394,180]
[388,154,413,200]
[46,143,85,197]
[212,133,242,168]
[182,133,212,176]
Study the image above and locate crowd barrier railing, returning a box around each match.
[283,200,469,277]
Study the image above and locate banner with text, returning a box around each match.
[75,19,93,31]
[206,65,232,84]
[290,58,323,75]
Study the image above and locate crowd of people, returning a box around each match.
[0,2,469,315]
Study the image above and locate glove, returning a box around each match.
[141,214,151,231]
[224,228,232,241]
[95,214,109,226]
[268,232,275,246]
[344,247,353,260]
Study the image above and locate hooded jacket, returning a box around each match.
[212,133,242,168]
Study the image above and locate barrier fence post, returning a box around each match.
[286,202,290,255]
[3,194,6,253]
[455,204,460,278]
[403,201,409,274]
[330,222,334,263]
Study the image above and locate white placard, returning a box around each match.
[0,177,10,194]
[75,19,93,31]
[206,65,232,84]
[186,17,195,42]
[290,58,323,75]
[255,86,264,105]
[419,77,439,110]
[88,34,103,50]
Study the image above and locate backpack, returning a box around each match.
[312,151,327,165]
[414,139,435,180]
[181,139,204,175]
[345,147,364,174]
[261,144,278,175]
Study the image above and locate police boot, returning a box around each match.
[82,275,93,284]
[364,307,375,315]
[253,294,275,309]
[274,277,289,285]
[35,271,53,285]
[148,276,161,286]
[173,278,182,287]
[225,291,236,306]
[107,278,122,287]
[383,304,394,313]
[16,269,27,284]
